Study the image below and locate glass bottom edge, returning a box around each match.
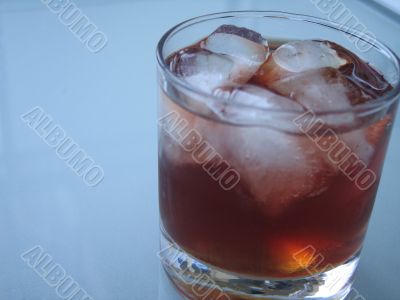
[158,229,361,300]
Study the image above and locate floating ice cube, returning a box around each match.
[273,40,347,73]
[222,126,336,216]
[160,91,227,167]
[253,40,347,87]
[203,25,268,63]
[272,68,362,110]
[211,84,304,129]
[170,48,235,93]
[254,39,391,101]
[269,67,375,128]
[219,84,303,110]
[161,84,336,215]
[266,67,374,163]
[202,25,269,83]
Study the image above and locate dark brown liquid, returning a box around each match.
[160,36,395,278]
[159,112,393,278]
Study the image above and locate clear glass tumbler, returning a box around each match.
[157,11,400,300]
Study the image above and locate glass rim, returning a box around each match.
[156,10,400,116]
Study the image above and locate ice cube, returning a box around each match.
[267,67,375,163]
[268,67,374,128]
[217,84,303,110]
[162,83,336,216]
[338,128,374,168]
[159,92,195,166]
[273,68,371,110]
[253,40,347,87]
[220,126,336,217]
[211,84,304,129]
[162,89,336,217]
[250,40,381,167]
[274,40,347,73]
[159,91,227,167]
[202,25,269,83]
[170,48,235,93]
[253,39,391,101]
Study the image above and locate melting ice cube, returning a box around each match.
[202,25,269,83]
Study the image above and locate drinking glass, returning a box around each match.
[157,11,400,300]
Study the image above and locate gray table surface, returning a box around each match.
[0,0,399,299]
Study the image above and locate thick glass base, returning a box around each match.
[159,231,360,300]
